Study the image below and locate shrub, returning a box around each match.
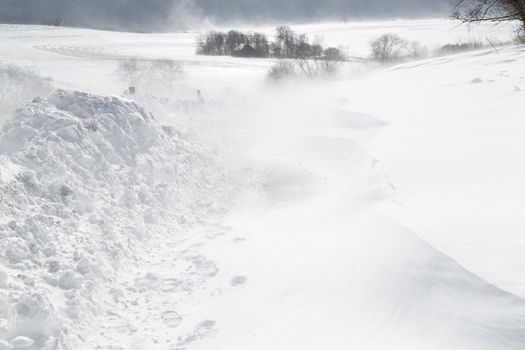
[268,56,341,81]
[438,41,483,54]
[268,60,296,80]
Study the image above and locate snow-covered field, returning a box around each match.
[0,19,524,349]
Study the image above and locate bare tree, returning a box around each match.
[115,59,149,92]
[370,33,408,65]
[149,60,183,92]
[452,0,525,32]
[275,25,297,58]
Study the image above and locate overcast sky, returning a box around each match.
[197,0,449,20]
[0,0,450,31]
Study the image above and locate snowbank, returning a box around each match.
[0,90,214,349]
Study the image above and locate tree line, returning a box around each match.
[197,26,346,61]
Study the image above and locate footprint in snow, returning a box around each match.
[206,231,225,240]
[161,310,183,328]
[176,320,216,347]
[230,275,247,287]
[185,255,219,278]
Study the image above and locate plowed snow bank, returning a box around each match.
[0,90,215,349]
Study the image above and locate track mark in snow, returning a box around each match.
[176,320,217,348]
[88,231,224,349]
[496,59,516,64]
[84,219,241,350]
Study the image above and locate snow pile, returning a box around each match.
[0,90,216,349]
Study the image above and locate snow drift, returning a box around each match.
[0,90,216,349]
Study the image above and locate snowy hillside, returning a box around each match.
[0,19,524,350]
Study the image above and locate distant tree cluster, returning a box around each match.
[196,26,347,80]
[197,30,270,57]
[197,26,345,61]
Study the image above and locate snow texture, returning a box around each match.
[0,20,524,350]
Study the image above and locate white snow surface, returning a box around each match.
[0,19,524,350]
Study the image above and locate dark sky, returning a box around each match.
[196,0,448,20]
[0,0,450,31]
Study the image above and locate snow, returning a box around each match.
[0,18,524,350]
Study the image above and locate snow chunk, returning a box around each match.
[11,336,33,349]
[58,271,81,290]
[10,294,59,341]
